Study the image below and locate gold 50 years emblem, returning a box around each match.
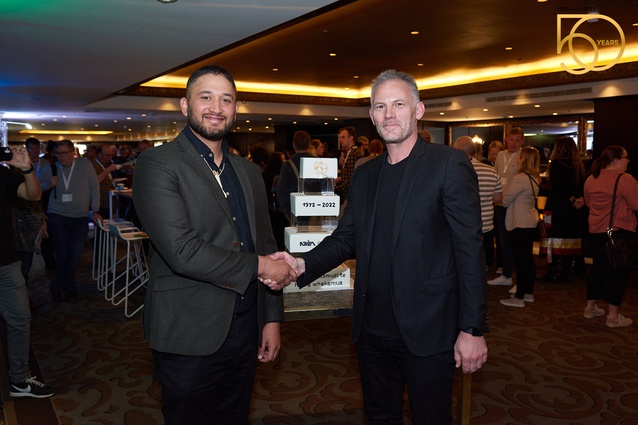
[557,14,625,75]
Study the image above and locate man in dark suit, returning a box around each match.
[267,69,488,424]
[133,65,296,425]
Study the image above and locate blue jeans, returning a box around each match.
[0,261,32,383]
[47,213,89,293]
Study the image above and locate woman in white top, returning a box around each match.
[500,147,541,308]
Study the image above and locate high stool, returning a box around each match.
[106,223,149,317]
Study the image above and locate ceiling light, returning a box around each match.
[534,104,541,108]
[505,47,513,51]
[157,0,177,3]
[411,31,419,35]
[21,130,113,135]
[329,53,336,57]
[3,121,33,129]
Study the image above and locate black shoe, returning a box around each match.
[10,376,55,398]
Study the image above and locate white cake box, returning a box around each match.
[284,227,332,253]
[284,263,351,292]
[299,157,338,179]
[290,193,340,217]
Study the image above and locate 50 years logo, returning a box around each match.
[557,14,625,75]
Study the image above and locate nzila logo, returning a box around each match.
[557,14,625,75]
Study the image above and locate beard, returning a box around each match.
[188,111,234,142]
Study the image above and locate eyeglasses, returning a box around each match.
[56,151,73,156]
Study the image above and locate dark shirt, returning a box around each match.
[363,158,407,338]
[184,126,257,314]
[1,166,23,267]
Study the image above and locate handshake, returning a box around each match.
[257,252,306,291]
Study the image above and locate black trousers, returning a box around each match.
[356,328,455,425]
[153,307,258,425]
[588,231,631,306]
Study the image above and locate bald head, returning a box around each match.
[453,136,477,157]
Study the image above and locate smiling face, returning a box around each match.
[180,73,237,143]
[369,79,424,145]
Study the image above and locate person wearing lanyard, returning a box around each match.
[133,65,295,425]
[42,139,101,302]
[488,127,525,290]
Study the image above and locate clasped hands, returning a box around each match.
[257,251,305,291]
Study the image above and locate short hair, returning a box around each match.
[418,130,432,142]
[97,144,113,155]
[25,137,40,149]
[371,69,420,105]
[293,131,311,151]
[310,139,321,149]
[248,144,269,165]
[517,147,540,177]
[453,136,477,156]
[368,139,384,155]
[357,136,369,145]
[56,139,74,152]
[507,127,525,140]
[338,126,356,141]
[185,65,236,98]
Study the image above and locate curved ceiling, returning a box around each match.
[1,0,637,141]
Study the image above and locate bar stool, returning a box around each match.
[92,219,134,292]
[106,223,149,317]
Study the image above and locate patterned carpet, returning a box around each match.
[12,238,638,424]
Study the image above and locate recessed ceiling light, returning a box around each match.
[505,47,513,51]
[329,53,336,57]
[534,104,541,108]
[272,68,279,72]
[439,112,445,116]
[553,112,558,115]
[483,108,488,112]
[411,31,419,35]
[354,75,359,79]
[417,63,424,67]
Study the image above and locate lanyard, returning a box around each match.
[60,161,76,191]
[502,151,519,175]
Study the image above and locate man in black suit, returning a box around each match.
[134,65,296,425]
[267,69,488,424]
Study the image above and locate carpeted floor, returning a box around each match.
[13,238,638,424]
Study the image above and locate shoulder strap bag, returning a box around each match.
[605,173,638,271]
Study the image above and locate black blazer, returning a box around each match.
[299,138,488,356]
[133,131,283,356]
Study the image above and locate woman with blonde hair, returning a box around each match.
[500,147,541,308]
[583,146,638,327]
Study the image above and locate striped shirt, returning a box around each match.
[471,158,502,233]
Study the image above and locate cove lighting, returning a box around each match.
[20,130,114,135]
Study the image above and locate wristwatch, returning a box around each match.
[461,327,484,337]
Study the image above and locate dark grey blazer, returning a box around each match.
[299,138,488,356]
[133,131,282,356]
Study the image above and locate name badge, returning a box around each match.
[62,193,73,203]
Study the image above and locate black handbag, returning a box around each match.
[605,174,638,271]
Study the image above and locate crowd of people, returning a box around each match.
[2,65,637,424]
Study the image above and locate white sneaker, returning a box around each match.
[509,285,517,294]
[488,275,512,286]
[495,267,503,274]
[524,294,534,303]
[500,297,525,308]
[583,305,605,319]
